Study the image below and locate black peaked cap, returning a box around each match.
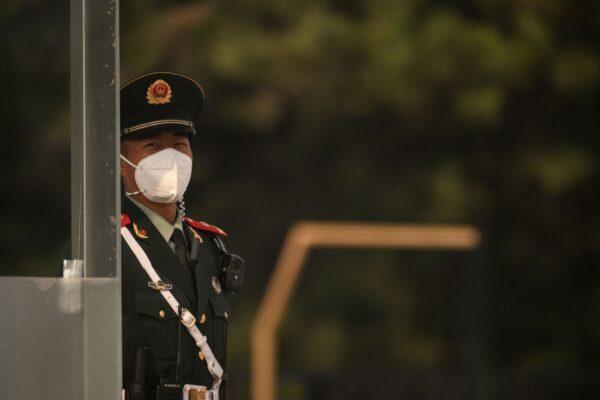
[121,71,204,137]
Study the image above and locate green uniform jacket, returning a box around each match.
[121,197,230,398]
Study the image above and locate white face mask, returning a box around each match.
[121,148,193,203]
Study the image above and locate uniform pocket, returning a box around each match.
[209,294,230,364]
[209,294,230,319]
[134,291,179,360]
[135,291,178,321]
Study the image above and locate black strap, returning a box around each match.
[212,235,228,262]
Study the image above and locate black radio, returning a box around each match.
[220,253,245,294]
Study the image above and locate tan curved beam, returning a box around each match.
[251,222,481,400]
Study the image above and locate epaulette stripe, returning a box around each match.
[183,217,228,237]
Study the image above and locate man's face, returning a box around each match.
[120,130,192,196]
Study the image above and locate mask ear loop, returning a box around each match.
[120,154,137,168]
[120,154,145,196]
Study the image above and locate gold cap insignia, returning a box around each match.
[146,79,172,105]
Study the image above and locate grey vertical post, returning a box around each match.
[71,0,122,399]
[70,0,120,278]
[71,0,84,262]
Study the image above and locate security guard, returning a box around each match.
[119,72,243,400]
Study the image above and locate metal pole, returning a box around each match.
[71,1,121,399]
[70,0,85,263]
[252,222,482,400]
[70,0,120,278]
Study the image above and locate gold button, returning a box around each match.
[159,310,165,318]
[200,313,206,324]
[198,351,205,361]
[224,312,229,320]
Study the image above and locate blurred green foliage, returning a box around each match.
[1,0,599,398]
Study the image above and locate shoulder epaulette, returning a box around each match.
[121,213,131,227]
[183,217,228,237]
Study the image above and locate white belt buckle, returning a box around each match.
[180,308,197,328]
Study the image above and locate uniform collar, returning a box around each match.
[128,196,185,243]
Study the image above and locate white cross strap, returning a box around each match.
[121,225,223,396]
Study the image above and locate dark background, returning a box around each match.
[1,0,599,398]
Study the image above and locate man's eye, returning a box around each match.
[144,142,157,147]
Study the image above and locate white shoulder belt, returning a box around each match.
[121,225,223,398]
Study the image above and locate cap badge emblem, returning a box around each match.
[146,79,172,105]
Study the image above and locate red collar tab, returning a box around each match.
[184,217,228,237]
[121,213,131,227]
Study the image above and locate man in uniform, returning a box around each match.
[118,72,243,399]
